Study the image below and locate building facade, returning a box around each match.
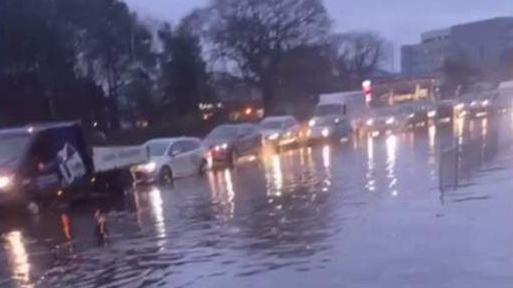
[402,17,513,80]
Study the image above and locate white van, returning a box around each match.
[307,91,365,140]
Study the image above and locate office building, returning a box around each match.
[402,17,513,80]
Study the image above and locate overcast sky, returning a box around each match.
[125,0,511,44]
[125,0,512,70]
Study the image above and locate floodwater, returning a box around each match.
[0,115,512,288]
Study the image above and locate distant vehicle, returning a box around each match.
[436,100,465,124]
[401,102,437,129]
[204,124,262,166]
[132,137,207,185]
[0,122,147,207]
[260,116,300,148]
[365,107,400,136]
[460,92,494,118]
[308,91,360,141]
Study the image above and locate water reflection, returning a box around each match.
[366,136,376,192]
[321,145,332,192]
[481,118,488,138]
[270,154,283,197]
[133,187,167,246]
[386,135,398,196]
[454,117,465,144]
[428,125,436,150]
[4,231,33,288]
[322,145,331,169]
[208,169,236,220]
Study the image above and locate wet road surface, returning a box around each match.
[1,116,512,287]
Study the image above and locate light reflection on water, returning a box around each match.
[366,136,376,192]
[482,118,488,138]
[25,118,503,287]
[4,231,33,288]
[386,135,398,196]
[207,169,236,220]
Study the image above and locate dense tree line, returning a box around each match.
[0,0,386,129]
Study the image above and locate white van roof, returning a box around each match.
[319,91,365,104]
[499,81,513,90]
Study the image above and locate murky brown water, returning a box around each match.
[0,115,510,288]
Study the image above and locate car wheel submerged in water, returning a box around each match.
[159,166,173,186]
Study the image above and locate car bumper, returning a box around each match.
[264,137,297,147]
[308,126,333,140]
[132,170,157,185]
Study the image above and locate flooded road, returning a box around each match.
[1,116,512,288]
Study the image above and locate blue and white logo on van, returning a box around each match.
[57,143,86,186]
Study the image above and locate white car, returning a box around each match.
[133,137,207,185]
[260,116,300,147]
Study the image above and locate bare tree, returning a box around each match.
[331,32,385,89]
[206,0,331,112]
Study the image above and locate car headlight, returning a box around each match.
[386,117,395,125]
[322,128,330,138]
[334,118,341,124]
[214,143,229,151]
[471,101,478,107]
[137,162,157,173]
[0,175,13,189]
[366,119,374,126]
[482,100,490,107]
[309,119,316,127]
[454,103,465,110]
[427,110,437,118]
[408,114,415,119]
[268,133,280,141]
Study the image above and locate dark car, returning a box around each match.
[401,103,435,130]
[0,123,94,206]
[204,124,262,166]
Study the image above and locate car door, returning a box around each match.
[167,141,188,178]
[181,140,204,176]
[243,125,262,154]
[233,126,249,155]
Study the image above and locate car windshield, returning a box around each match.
[260,121,283,130]
[146,142,169,157]
[206,126,239,140]
[315,104,341,116]
[0,135,30,164]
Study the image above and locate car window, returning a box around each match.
[0,134,31,164]
[147,142,170,157]
[239,125,256,137]
[260,120,283,130]
[168,142,184,156]
[31,132,56,164]
[182,140,200,152]
[285,119,297,128]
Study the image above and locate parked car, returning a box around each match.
[365,107,400,136]
[0,122,147,208]
[132,137,207,185]
[260,116,300,148]
[204,124,262,166]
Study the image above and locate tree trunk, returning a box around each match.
[260,77,276,117]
